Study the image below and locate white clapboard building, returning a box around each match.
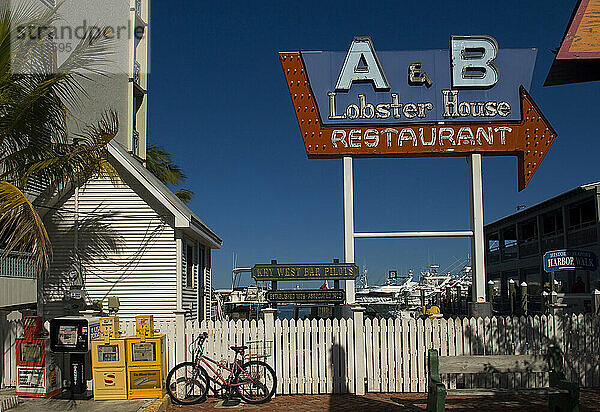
[39,142,222,321]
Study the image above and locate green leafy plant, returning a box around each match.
[0,1,119,275]
[146,143,194,204]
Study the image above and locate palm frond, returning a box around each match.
[0,181,50,276]
[0,3,120,280]
[146,143,187,186]
[175,189,193,204]
[2,110,121,192]
[0,2,116,155]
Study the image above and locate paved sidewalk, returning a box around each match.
[167,388,600,411]
[0,388,150,412]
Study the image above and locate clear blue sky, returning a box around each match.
[148,0,597,288]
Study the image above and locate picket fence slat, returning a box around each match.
[275,319,283,394]
[316,319,323,393]
[394,318,402,392]
[401,318,410,392]
[365,318,374,391]
[387,319,396,392]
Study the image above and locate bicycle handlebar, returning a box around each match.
[193,332,209,346]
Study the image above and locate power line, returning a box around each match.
[34,202,172,220]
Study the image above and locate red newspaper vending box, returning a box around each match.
[16,317,61,398]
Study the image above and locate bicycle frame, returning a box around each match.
[194,351,250,389]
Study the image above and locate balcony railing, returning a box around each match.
[501,245,517,261]
[132,130,140,156]
[541,233,564,252]
[133,61,141,85]
[518,240,539,257]
[567,225,597,247]
[487,250,500,264]
[0,250,35,279]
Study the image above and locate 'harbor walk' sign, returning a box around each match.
[280,36,557,190]
[543,250,598,272]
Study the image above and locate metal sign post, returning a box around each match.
[341,154,487,311]
[468,153,486,304]
[343,156,356,304]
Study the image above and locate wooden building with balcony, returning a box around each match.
[485,182,600,313]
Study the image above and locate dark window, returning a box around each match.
[502,227,517,247]
[186,244,194,288]
[569,199,596,229]
[542,210,563,236]
[487,232,499,251]
[197,245,205,320]
[519,219,537,242]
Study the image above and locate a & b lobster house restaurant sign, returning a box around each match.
[280,36,556,191]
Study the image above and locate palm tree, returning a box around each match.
[0,2,119,275]
[145,143,194,204]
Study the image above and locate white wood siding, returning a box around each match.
[43,178,178,320]
[0,278,36,308]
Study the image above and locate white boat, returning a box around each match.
[213,267,269,321]
[355,263,473,318]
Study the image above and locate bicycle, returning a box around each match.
[166,332,277,405]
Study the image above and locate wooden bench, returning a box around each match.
[427,346,579,412]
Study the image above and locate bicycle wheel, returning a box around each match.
[166,361,209,405]
[234,360,277,404]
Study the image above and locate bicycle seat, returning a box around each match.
[230,345,247,352]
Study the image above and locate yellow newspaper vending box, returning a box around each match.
[91,317,127,400]
[125,316,166,399]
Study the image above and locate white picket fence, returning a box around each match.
[182,313,600,394]
[2,313,600,394]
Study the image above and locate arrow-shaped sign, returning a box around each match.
[280,52,557,191]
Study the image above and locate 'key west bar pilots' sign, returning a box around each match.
[280,36,557,190]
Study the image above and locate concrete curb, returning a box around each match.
[0,395,19,412]
[142,395,171,412]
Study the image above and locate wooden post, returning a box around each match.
[334,279,341,318]
[271,281,278,309]
[509,279,516,315]
[550,290,559,315]
[262,308,277,371]
[174,309,186,365]
[542,291,549,314]
[421,289,426,308]
[445,286,451,313]
[455,285,462,315]
[593,289,600,315]
[520,282,528,316]
[487,280,495,314]
[352,306,366,395]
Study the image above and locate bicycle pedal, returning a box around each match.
[222,398,241,407]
